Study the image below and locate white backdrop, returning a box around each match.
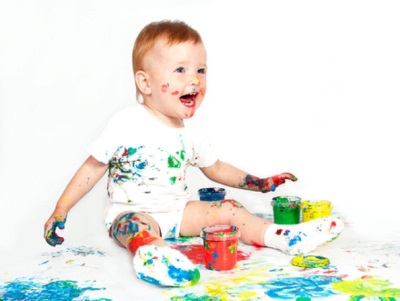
[1,0,399,256]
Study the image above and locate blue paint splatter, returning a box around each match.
[264,275,342,299]
[0,277,110,301]
[41,246,106,258]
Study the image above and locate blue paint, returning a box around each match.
[0,277,109,301]
[42,246,106,258]
[137,272,163,286]
[288,232,305,247]
[167,264,199,285]
[264,275,342,299]
[198,187,226,201]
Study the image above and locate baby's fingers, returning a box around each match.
[44,215,67,247]
[45,229,64,246]
[280,172,298,182]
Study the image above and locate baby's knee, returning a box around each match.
[110,212,155,241]
[219,199,245,210]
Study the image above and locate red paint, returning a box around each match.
[275,229,290,236]
[172,244,250,265]
[161,84,168,92]
[128,231,158,255]
[201,225,240,271]
[171,90,179,95]
[250,240,264,248]
[271,175,286,187]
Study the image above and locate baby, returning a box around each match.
[44,20,344,287]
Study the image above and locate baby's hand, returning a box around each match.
[259,172,297,193]
[44,214,67,247]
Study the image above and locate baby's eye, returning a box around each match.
[198,68,206,75]
[175,67,185,73]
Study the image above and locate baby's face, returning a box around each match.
[143,39,207,126]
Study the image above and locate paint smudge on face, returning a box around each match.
[162,83,169,92]
[0,277,110,301]
[171,90,179,95]
[331,277,400,299]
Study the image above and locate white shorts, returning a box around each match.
[147,208,186,239]
[106,200,188,240]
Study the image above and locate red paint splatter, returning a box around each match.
[250,240,264,248]
[161,84,168,92]
[128,231,158,255]
[171,244,250,265]
[275,229,290,236]
[171,90,179,95]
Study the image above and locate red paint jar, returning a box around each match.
[201,225,240,271]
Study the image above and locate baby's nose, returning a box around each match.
[190,76,200,85]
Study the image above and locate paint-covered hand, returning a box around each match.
[259,173,297,193]
[44,214,67,247]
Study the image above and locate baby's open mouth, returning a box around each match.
[180,92,197,107]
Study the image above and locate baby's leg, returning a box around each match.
[110,212,199,287]
[110,211,166,255]
[181,200,344,255]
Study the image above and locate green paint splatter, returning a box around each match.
[168,155,181,168]
[332,278,400,298]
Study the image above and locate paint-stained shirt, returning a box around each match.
[87,104,218,229]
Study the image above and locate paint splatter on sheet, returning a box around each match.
[0,277,110,301]
[163,237,400,301]
[41,246,106,258]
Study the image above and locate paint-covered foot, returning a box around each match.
[133,245,200,287]
[265,216,345,256]
[285,216,344,255]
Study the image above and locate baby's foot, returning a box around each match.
[133,245,200,287]
[265,216,344,255]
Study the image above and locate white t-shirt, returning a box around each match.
[87,104,218,229]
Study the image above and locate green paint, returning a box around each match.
[170,293,221,300]
[168,155,181,168]
[332,278,400,298]
[271,196,301,224]
[177,150,185,160]
[127,147,138,155]
[348,296,396,301]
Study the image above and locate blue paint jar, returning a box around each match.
[198,187,226,201]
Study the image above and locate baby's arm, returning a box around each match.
[44,155,108,246]
[200,160,297,193]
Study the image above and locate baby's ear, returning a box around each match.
[135,70,151,95]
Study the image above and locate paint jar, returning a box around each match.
[301,200,332,222]
[271,195,301,224]
[201,225,240,271]
[198,187,226,201]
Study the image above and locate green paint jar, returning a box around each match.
[271,195,301,224]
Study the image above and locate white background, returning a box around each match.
[1,0,399,256]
